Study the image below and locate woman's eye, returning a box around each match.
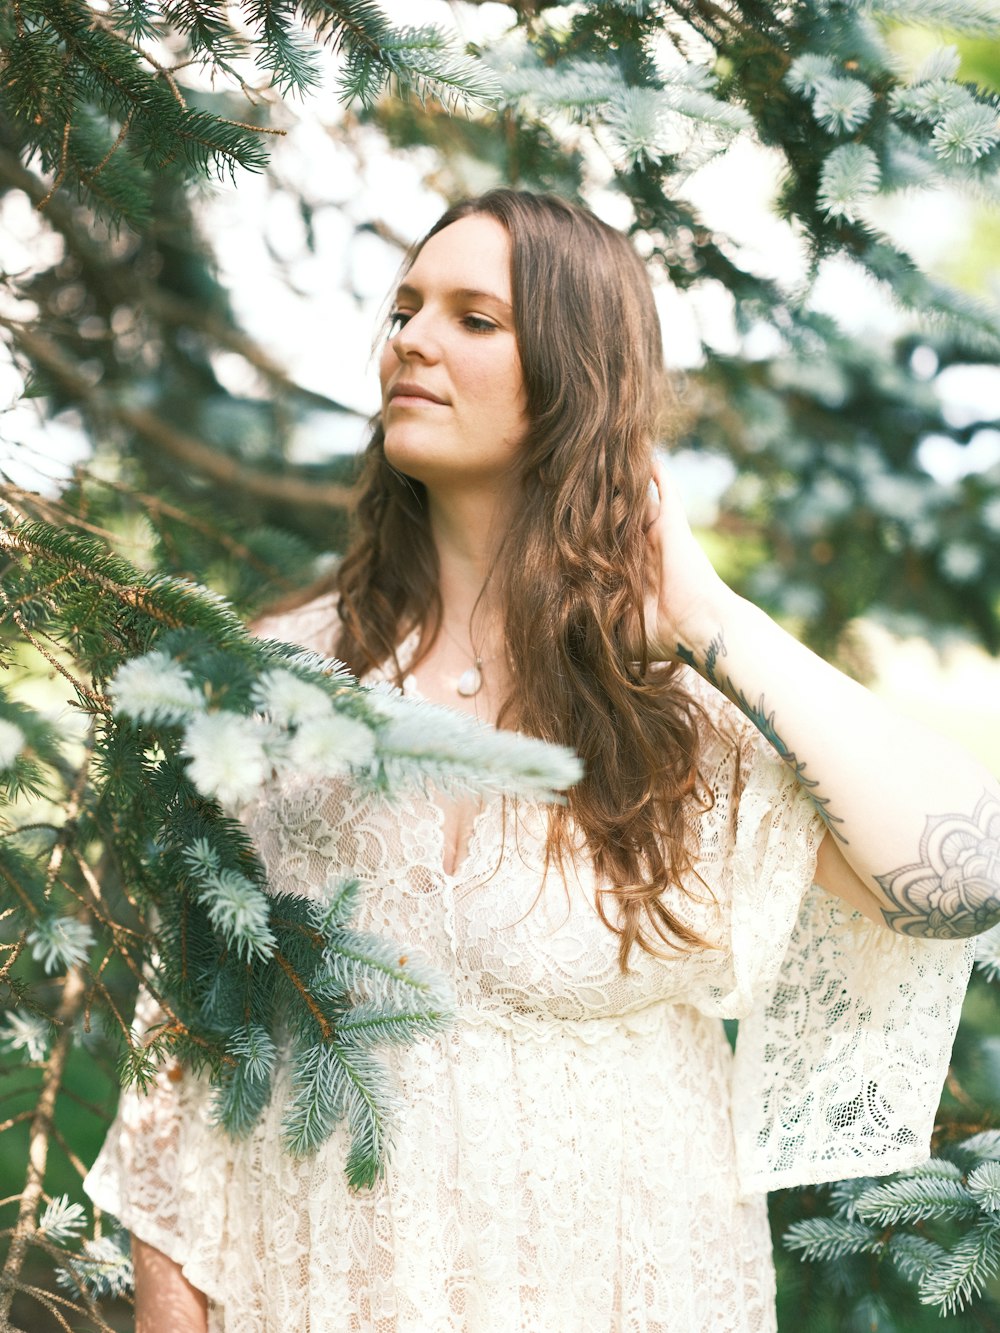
[387,310,496,335]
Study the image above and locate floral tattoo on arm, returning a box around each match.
[875,791,1000,939]
[676,632,1000,939]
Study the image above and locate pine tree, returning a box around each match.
[0,515,580,1328]
[2,1,999,1328]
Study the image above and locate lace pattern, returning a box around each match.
[84,597,974,1332]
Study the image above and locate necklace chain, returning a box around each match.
[439,619,492,697]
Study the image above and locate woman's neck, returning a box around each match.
[427,489,507,648]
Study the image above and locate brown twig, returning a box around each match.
[72,474,301,588]
[0,156,358,416]
[1,318,357,512]
[0,934,26,988]
[274,950,333,1040]
[217,117,286,136]
[0,598,109,711]
[81,113,134,185]
[86,10,190,111]
[42,742,93,898]
[271,914,324,949]
[41,1079,116,1127]
[945,1068,978,1112]
[0,968,88,1321]
[0,865,37,918]
[0,1112,33,1135]
[88,977,133,1049]
[12,1278,104,1333]
[47,1121,91,1183]
[36,123,71,214]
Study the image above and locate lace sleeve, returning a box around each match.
[83,990,226,1299]
[732,881,973,1196]
[692,686,977,1197]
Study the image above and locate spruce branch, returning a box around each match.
[338,1041,392,1189]
[333,1000,446,1047]
[858,0,1000,33]
[784,1215,883,1262]
[975,923,1000,982]
[818,142,882,220]
[2,0,504,220]
[84,7,190,110]
[909,45,962,86]
[0,968,88,1323]
[274,947,334,1040]
[887,1231,949,1281]
[811,76,875,134]
[281,1041,349,1156]
[854,1175,980,1226]
[919,1218,1000,1313]
[958,1132,1000,1161]
[932,100,1000,164]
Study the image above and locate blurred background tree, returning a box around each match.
[1,1,999,1328]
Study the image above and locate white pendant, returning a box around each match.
[456,663,483,697]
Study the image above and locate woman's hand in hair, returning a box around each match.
[641,455,735,663]
[642,461,1000,943]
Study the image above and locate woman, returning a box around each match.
[86,190,1000,1332]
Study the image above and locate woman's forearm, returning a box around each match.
[133,1236,208,1333]
[676,591,1000,939]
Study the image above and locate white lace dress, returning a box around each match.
[85,600,974,1332]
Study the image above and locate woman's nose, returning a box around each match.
[391,310,439,363]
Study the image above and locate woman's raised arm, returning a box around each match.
[643,457,1000,939]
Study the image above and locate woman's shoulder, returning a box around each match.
[250,589,341,657]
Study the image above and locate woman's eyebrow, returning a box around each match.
[395,282,513,317]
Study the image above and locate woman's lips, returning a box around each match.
[388,383,447,407]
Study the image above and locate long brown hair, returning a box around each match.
[335,190,714,969]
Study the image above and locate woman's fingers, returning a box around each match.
[643,476,661,532]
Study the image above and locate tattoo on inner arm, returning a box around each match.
[676,629,848,842]
[875,791,1000,939]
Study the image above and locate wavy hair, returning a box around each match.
[334,190,715,969]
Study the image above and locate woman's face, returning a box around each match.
[379,214,528,494]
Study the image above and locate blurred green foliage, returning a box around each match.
[2,1,1000,1328]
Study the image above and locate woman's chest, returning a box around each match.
[242,777,733,1019]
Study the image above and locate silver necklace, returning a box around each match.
[457,658,484,698]
[440,620,490,697]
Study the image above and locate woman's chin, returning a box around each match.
[383,435,518,498]
[383,438,440,486]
